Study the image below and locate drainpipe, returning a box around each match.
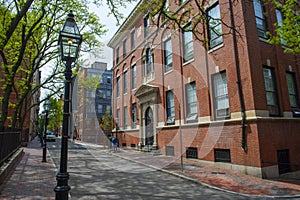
[229,0,247,152]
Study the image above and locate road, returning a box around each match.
[48,139,268,200]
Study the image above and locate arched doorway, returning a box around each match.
[145,107,154,145]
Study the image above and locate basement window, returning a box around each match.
[214,149,231,163]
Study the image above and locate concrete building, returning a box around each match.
[108,0,300,178]
[74,61,112,144]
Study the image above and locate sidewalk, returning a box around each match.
[108,147,300,198]
[0,137,56,200]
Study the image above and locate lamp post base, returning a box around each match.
[54,172,70,200]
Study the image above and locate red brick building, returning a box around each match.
[108,0,300,178]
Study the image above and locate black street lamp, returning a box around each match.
[42,96,50,162]
[54,11,82,200]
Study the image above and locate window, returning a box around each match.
[131,30,135,50]
[107,76,111,84]
[166,90,175,125]
[263,67,279,116]
[212,72,230,119]
[186,82,198,121]
[97,105,103,113]
[123,39,127,57]
[186,147,198,159]
[182,24,194,62]
[102,105,107,113]
[143,47,153,77]
[207,3,223,48]
[179,0,187,5]
[162,0,169,21]
[132,103,137,128]
[253,0,268,39]
[131,64,136,89]
[116,47,120,64]
[144,14,150,37]
[124,106,128,129]
[214,149,231,163]
[277,149,291,174]
[97,89,104,98]
[107,90,112,97]
[123,71,128,94]
[116,108,120,126]
[164,38,173,72]
[275,9,286,45]
[286,72,299,108]
[106,105,111,112]
[116,76,120,97]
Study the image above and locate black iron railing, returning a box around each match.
[0,131,22,165]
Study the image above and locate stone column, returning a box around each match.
[138,103,143,149]
[152,102,158,150]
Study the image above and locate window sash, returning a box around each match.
[166,91,175,117]
[183,30,194,62]
[116,76,120,97]
[186,83,197,115]
[208,4,223,48]
[275,9,287,45]
[124,107,128,128]
[116,109,120,125]
[263,68,279,115]
[144,15,150,37]
[123,39,127,57]
[131,31,135,49]
[131,64,136,89]
[123,71,128,93]
[286,73,299,108]
[254,0,268,38]
[144,48,153,76]
[164,38,173,72]
[116,47,120,64]
[213,72,229,117]
[132,104,137,128]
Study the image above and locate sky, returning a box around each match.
[86,1,138,69]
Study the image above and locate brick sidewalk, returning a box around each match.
[0,137,56,200]
[110,148,300,198]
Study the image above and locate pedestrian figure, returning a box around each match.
[111,136,118,152]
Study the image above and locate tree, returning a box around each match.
[268,0,300,54]
[100,109,113,135]
[0,0,135,129]
[47,97,63,134]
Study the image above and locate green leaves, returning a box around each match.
[268,0,300,54]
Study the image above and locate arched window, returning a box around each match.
[142,46,154,83]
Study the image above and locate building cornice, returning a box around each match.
[107,0,146,48]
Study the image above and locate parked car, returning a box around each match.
[46,131,56,142]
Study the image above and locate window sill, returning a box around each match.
[208,43,224,54]
[258,37,270,44]
[164,69,173,75]
[183,58,195,67]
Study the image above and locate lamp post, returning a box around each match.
[54,11,82,200]
[42,96,50,162]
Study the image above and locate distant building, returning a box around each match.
[29,70,41,140]
[74,61,112,144]
[108,0,300,178]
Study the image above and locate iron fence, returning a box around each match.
[0,131,22,165]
